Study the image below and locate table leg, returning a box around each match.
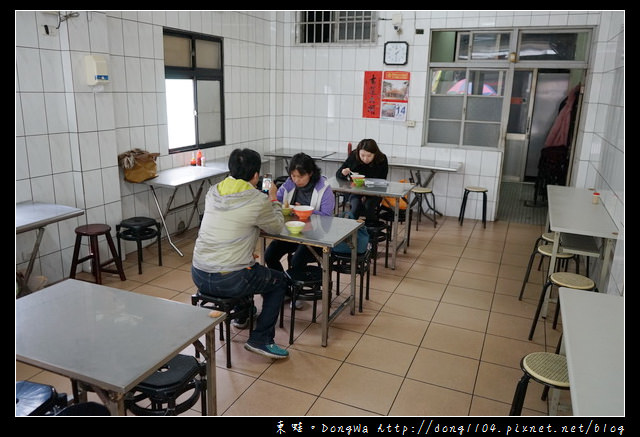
[150,186,183,257]
[321,248,330,347]
[205,330,217,416]
[350,229,357,315]
[22,227,45,287]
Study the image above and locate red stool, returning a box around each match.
[70,224,126,284]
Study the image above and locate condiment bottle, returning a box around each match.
[347,142,352,154]
[196,149,202,166]
[190,152,196,166]
[592,192,600,204]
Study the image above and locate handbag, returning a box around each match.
[381,179,409,210]
[117,149,160,183]
[332,211,370,255]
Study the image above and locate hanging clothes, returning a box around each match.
[544,84,581,148]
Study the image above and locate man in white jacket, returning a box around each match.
[192,148,289,360]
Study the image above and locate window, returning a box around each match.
[164,29,225,153]
[298,11,376,44]
[428,68,505,148]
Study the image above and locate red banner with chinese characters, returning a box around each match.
[362,71,382,118]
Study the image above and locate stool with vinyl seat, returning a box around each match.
[411,186,437,229]
[56,401,111,416]
[518,244,580,301]
[125,354,206,416]
[459,186,488,228]
[364,220,390,275]
[281,266,324,345]
[331,248,372,313]
[528,272,596,341]
[70,224,126,284]
[16,381,68,416]
[191,291,255,369]
[509,352,570,416]
[116,217,162,274]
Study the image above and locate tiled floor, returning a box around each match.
[16,214,576,416]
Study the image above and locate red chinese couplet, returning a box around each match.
[362,71,382,118]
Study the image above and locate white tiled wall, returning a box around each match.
[15,10,623,296]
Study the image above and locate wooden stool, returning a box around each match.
[509,352,569,415]
[70,224,126,284]
[459,186,488,228]
[528,272,595,341]
[411,186,436,229]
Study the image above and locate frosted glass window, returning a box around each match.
[429,96,463,120]
[195,39,220,69]
[466,97,503,122]
[463,122,500,147]
[428,121,461,144]
[197,80,222,144]
[164,35,191,67]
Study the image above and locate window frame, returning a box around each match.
[163,28,225,154]
[297,11,377,44]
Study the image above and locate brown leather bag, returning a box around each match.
[117,149,160,183]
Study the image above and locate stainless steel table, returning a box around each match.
[323,153,461,221]
[16,201,84,295]
[543,185,619,315]
[15,279,225,415]
[264,148,336,173]
[144,165,229,256]
[559,287,624,416]
[261,214,361,346]
[328,177,413,270]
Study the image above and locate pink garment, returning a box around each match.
[544,84,581,148]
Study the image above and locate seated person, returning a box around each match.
[265,152,335,275]
[191,148,289,360]
[335,138,388,222]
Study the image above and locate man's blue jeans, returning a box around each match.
[191,264,287,346]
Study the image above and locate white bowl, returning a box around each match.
[285,221,305,234]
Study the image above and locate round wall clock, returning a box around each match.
[384,41,408,65]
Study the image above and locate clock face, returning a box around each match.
[384,41,408,65]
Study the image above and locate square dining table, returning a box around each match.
[144,164,229,256]
[15,279,225,416]
[15,201,84,295]
[558,287,624,416]
[328,177,414,270]
[260,214,362,346]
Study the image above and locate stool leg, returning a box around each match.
[136,239,144,275]
[529,281,552,340]
[70,234,83,279]
[89,236,102,284]
[459,190,469,225]
[482,192,487,228]
[429,192,437,228]
[509,373,531,416]
[518,248,539,300]
[105,233,126,281]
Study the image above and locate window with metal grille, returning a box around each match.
[298,11,377,44]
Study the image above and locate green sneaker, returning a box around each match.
[244,342,289,359]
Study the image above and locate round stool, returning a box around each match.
[70,224,126,284]
[509,352,569,415]
[283,266,324,345]
[125,354,206,416]
[411,186,436,229]
[116,217,162,274]
[518,244,579,300]
[528,272,595,341]
[459,186,488,228]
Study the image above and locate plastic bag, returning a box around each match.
[117,149,160,183]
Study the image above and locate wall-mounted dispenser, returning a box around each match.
[84,55,109,86]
